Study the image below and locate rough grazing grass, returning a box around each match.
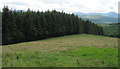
[2,34,118,67]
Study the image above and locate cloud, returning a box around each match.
[39,0,69,4]
[2,1,27,6]
[0,0,119,13]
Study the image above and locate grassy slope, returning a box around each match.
[2,34,118,67]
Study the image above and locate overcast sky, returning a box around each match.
[0,0,119,13]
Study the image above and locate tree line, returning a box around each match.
[2,6,103,45]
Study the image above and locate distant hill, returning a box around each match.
[74,12,118,25]
[78,15,118,24]
[74,12,118,17]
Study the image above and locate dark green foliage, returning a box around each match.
[2,6,103,45]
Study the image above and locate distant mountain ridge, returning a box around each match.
[74,12,118,17]
[74,12,118,24]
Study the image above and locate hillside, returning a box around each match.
[100,23,119,37]
[3,34,118,67]
[78,15,118,24]
[74,12,118,25]
[74,12,118,17]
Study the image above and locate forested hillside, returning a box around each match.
[2,6,103,45]
[101,23,120,38]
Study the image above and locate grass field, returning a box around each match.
[2,34,118,67]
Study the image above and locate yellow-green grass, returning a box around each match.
[2,34,118,67]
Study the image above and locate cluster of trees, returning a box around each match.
[2,6,103,45]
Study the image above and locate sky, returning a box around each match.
[0,0,119,13]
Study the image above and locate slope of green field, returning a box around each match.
[2,34,118,67]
